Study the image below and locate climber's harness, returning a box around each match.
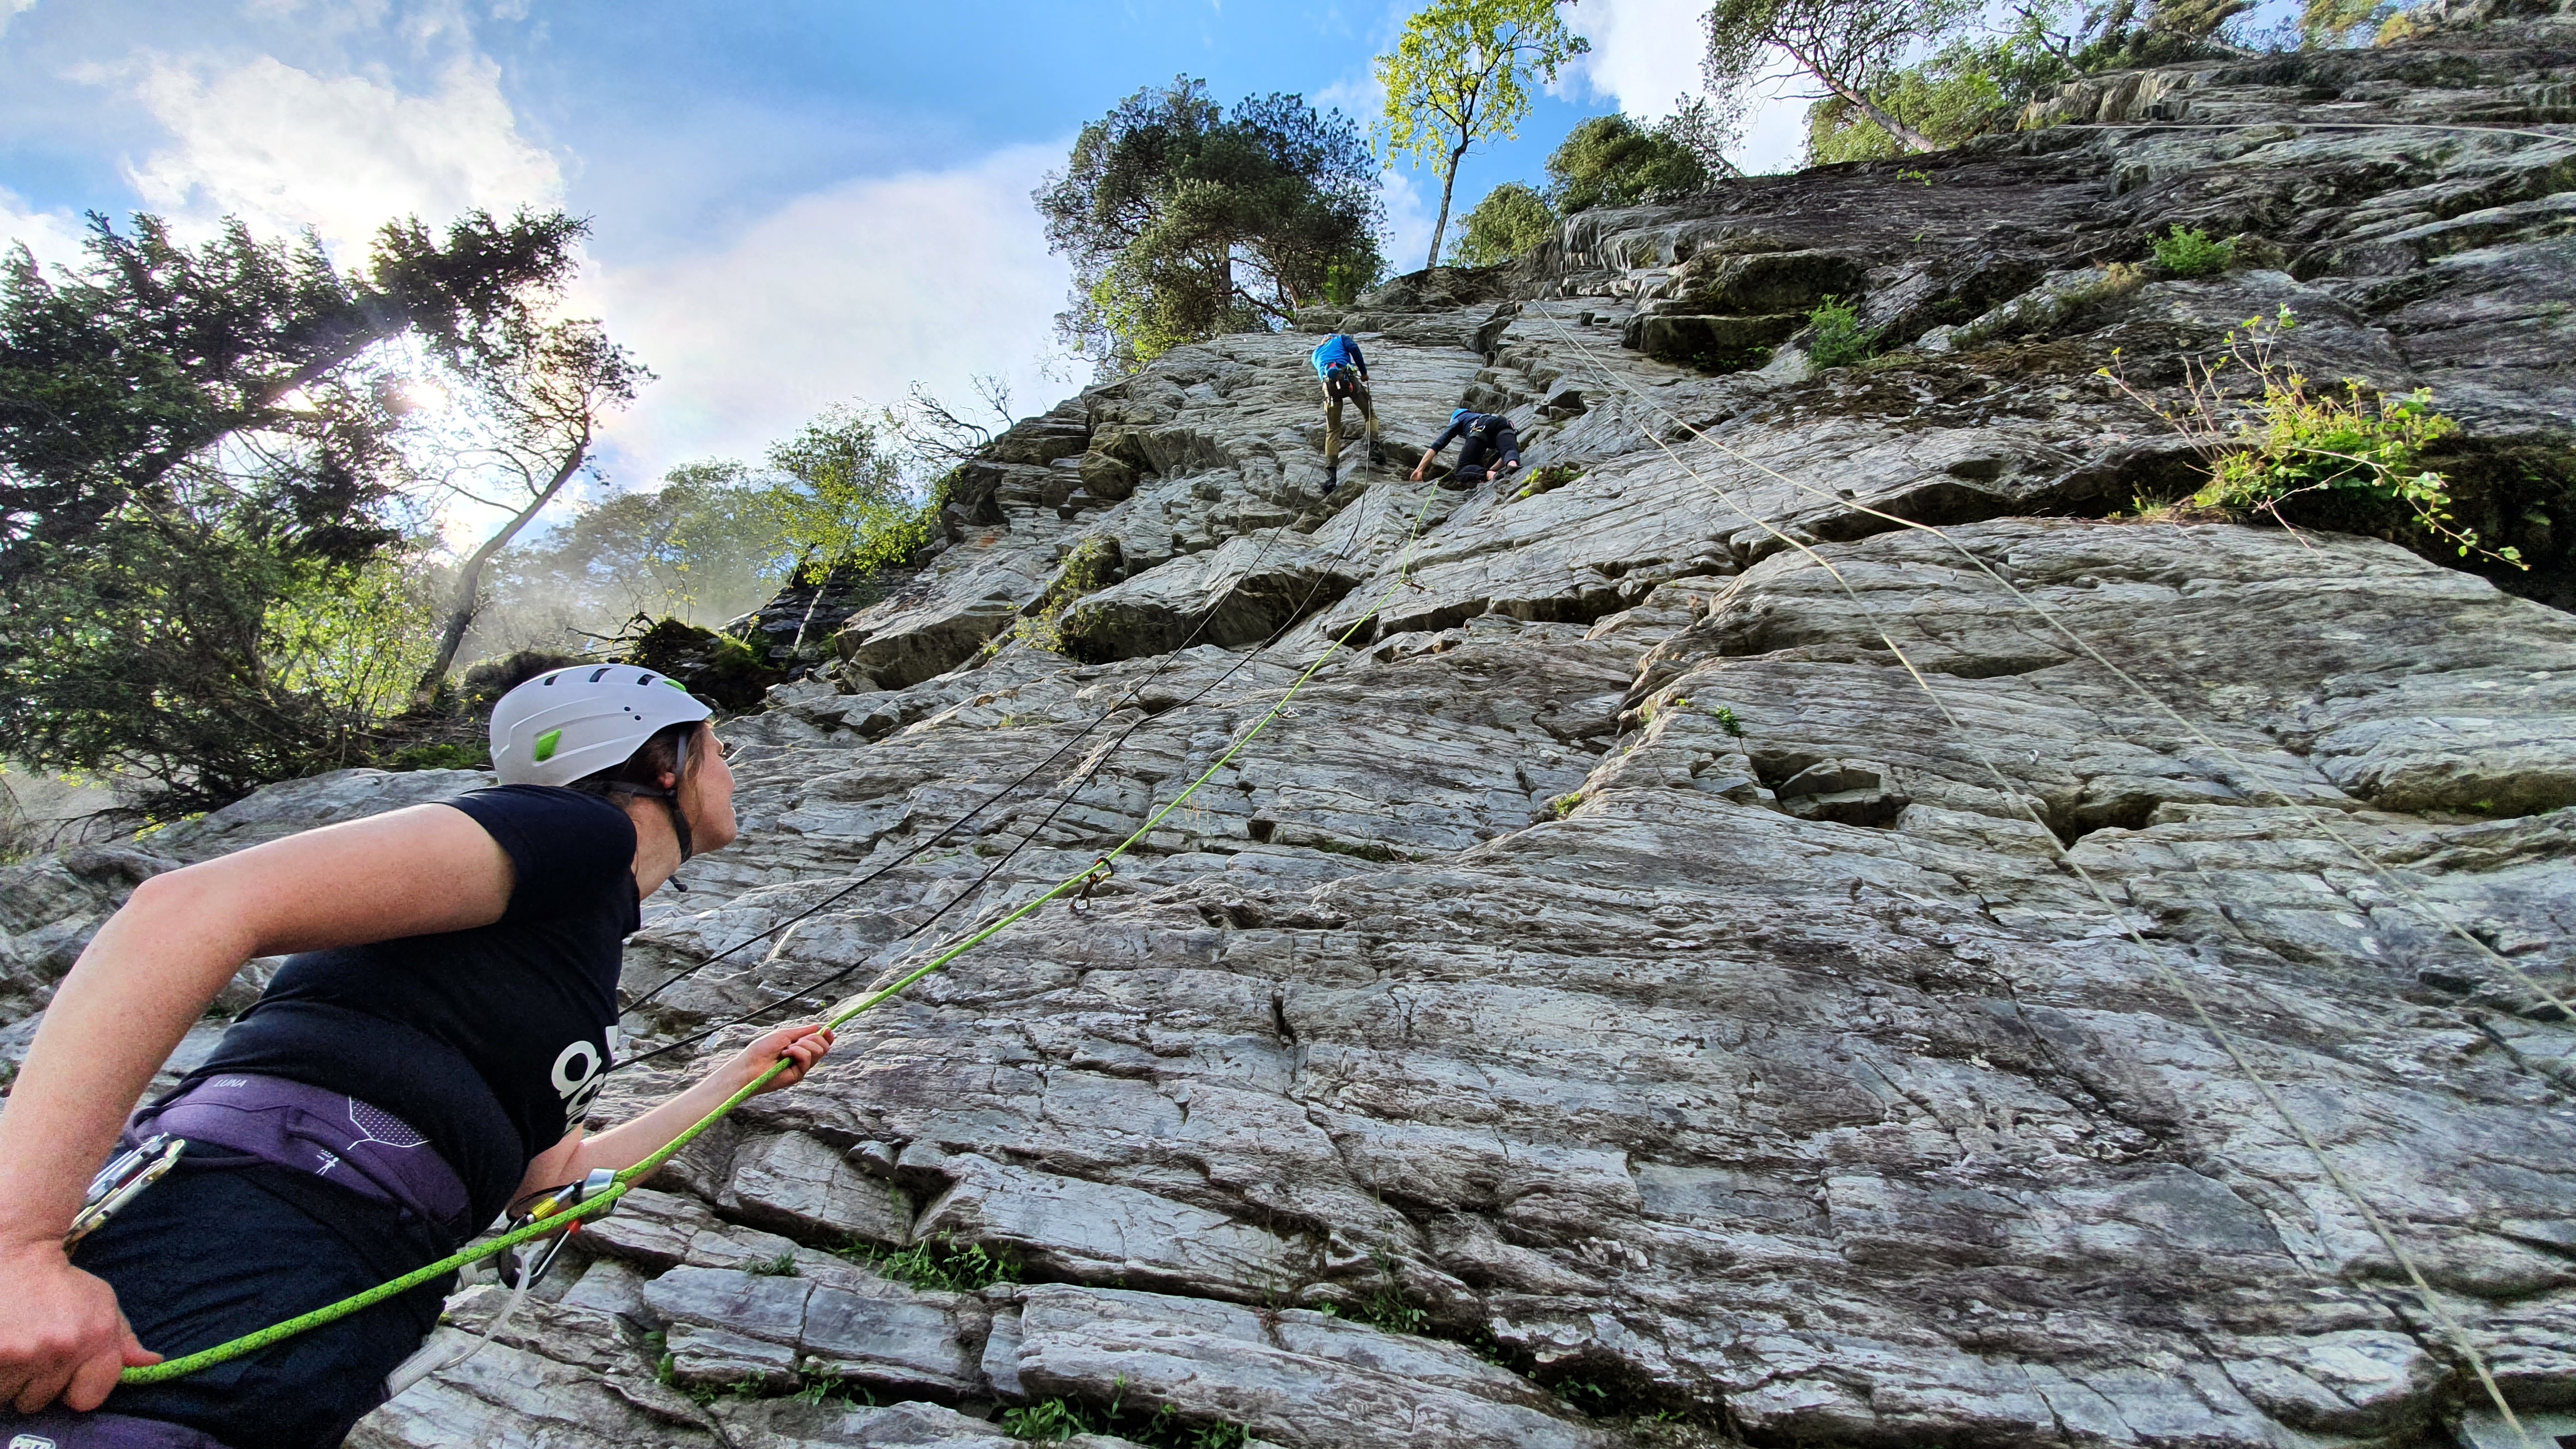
[1323,363,1361,401]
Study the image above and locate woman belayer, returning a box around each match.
[0,666,839,1447]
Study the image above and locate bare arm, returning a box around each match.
[0,804,514,1412]
[513,1024,838,1201]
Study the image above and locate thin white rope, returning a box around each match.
[1539,310,2538,1445]
[382,1254,537,1400]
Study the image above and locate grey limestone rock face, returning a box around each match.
[8,19,2575,1448]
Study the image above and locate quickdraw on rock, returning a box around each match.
[1068,858,1114,915]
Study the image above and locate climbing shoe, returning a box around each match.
[1324,462,1338,493]
[1368,443,1386,466]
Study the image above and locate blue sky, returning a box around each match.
[0,0,1814,513]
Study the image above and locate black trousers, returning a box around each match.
[16,1160,453,1449]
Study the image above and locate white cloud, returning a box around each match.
[1568,0,1710,120]
[1565,0,1815,174]
[1377,164,1439,273]
[576,143,1076,488]
[114,50,562,254]
[0,185,88,269]
[1313,69,1386,129]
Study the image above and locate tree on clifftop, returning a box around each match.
[1450,183,1557,266]
[1377,0,1589,272]
[1702,0,1980,154]
[1037,79,1384,373]
[409,313,648,708]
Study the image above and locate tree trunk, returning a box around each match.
[409,431,590,711]
[1428,143,1469,271]
[1782,42,1942,153]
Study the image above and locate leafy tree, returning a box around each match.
[1377,0,1590,270]
[1657,94,1751,181]
[1,210,581,586]
[1703,0,1982,154]
[0,209,584,815]
[409,312,649,705]
[1036,79,1383,372]
[1547,115,1713,213]
[762,404,925,580]
[1449,183,1558,266]
[2074,0,2251,67]
[1804,15,2078,162]
[755,403,943,654]
[467,462,798,659]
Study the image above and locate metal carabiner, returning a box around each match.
[497,1166,617,1289]
[1069,858,1115,915]
[66,1134,187,1248]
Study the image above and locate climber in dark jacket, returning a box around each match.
[1412,409,1521,489]
[1310,333,1382,492]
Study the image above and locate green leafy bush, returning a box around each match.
[1546,115,1711,212]
[1805,296,1881,372]
[2150,224,2234,278]
[387,742,493,773]
[2104,310,2520,567]
[1449,183,1559,266]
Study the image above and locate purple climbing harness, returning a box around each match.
[127,1075,472,1238]
[0,1409,233,1448]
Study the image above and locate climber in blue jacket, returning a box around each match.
[1310,333,1383,491]
[1412,409,1521,489]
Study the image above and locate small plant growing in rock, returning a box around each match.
[745,1251,800,1277]
[2150,224,2234,278]
[1556,1377,1612,1407]
[1003,1398,1092,1441]
[1551,793,1584,818]
[1515,462,1585,499]
[2102,309,2520,567]
[1705,703,1746,738]
[1805,296,1880,373]
[841,1232,1022,1291]
[989,536,1123,659]
[1001,1376,1247,1446]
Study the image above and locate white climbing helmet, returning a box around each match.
[489,665,712,788]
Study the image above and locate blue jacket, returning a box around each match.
[1310,334,1367,380]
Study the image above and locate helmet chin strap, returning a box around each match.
[609,733,694,865]
[663,733,696,864]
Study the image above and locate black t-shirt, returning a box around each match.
[186,785,638,1229]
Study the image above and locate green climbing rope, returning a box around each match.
[120,486,1438,1387]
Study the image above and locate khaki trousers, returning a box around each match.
[1321,376,1379,469]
